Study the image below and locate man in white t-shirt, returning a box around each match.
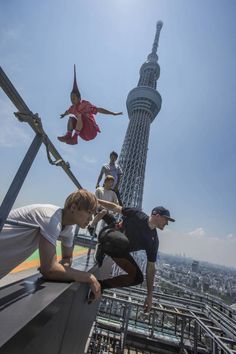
[88,175,119,236]
[0,189,101,300]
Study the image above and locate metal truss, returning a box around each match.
[86,251,236,353]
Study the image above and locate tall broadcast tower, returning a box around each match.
[119,21,163,208]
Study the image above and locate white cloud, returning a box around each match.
[160,228,236,268]
[0,97,31,147]
[225,233,236,240]
[188,227,206,238]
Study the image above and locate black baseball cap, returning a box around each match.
[151,206,175,222]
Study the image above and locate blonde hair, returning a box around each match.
[64,189,97,211]
[104,175,115,182]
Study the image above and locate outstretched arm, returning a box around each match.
[97,108,123,116]
[96,167,105,188]
[60,110,69,119]
[97,199,122,214]
[144,261,156,312]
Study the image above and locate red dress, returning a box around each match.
[68,100,101,141]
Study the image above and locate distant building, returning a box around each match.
[230,303,236,310]
[192,260,200,273]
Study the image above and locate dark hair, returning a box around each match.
[110,151,118,159]
[71,91,81,101]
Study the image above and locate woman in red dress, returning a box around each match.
[58,65,122,145]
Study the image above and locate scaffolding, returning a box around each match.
[85,252,236,353]
[86,283,236,354]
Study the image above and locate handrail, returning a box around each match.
[190,311,234,354]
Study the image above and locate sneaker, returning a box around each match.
[94,243,105,267]
[57,134,70,143]
[66,134,78,145]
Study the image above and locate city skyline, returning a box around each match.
[0,0,236,267]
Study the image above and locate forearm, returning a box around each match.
[98,199,122,213]
[96,169,104,186]
[96,174,103,185]
[146,264,156,296]
[42,261,95,284]
[90,210,107,227]
[97,107,115,115]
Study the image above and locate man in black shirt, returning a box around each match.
[92,200,175,312]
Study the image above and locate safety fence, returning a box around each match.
[86,289,236,354]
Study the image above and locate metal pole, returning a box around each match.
[180,317,185,353]
[121,301,131,353]
[0,134,43,231]
[193,320,198,354]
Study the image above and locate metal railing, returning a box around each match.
[87,290,236,354]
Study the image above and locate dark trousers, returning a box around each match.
[98,228,143,290]
[112,188,123,206]
[102,213,116,226]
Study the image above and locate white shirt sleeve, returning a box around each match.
[35,208,63,246]
[36,208,75,247]
[59,225,76,248]
[95,187,103,199]
[8,205,64,247]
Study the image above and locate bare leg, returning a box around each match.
[58,116,79,145]
[75,114,83,132]
[67,117,74,132]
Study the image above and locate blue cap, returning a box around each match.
[151,206,175,222]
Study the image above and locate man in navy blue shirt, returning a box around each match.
[91,200,175,312]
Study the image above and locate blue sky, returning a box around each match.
[1,0,236,267]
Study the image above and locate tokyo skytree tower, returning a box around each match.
[119,21,163,208]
